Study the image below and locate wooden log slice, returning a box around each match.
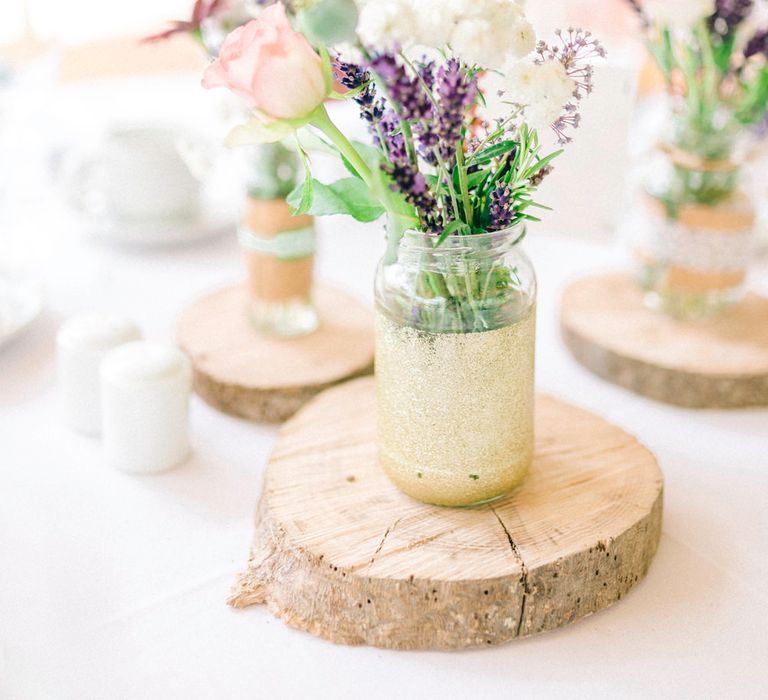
[229,377,663,650]
[561,273,768,408]
[177,284,374,422]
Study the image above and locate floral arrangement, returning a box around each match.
[626,0,768,202]
[203,1,603,256]
[201,1,602,332]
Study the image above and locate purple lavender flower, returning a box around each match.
[432,58,478,165]
[710,0,754,36]
[744,29,768,58]
[385,159,439,232]
[369,53,432,121]
[488,184,515,231]
[335,59,384,124]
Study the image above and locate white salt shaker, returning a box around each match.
[57,314,142,435]
[100,341,192,475]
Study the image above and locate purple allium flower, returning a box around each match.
[745,29,768,58]
[710,0,754,36]
[536,28,605,143]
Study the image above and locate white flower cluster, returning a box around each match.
[502,59,575,134]
[356,0,535,69]
[643,0,716,30]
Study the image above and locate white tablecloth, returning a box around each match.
[2,74,767,700]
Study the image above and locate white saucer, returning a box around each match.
[0,271,44,350]
[82,202,237,247]
[86,205,237,247]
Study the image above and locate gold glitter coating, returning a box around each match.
[375,307,535,507]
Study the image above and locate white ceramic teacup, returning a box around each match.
[75,126,203,222]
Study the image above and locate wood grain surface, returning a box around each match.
[561,273,768,408]
[229,377,664,650]
[177,284,374,422]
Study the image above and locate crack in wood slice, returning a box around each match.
[561,273,768,408]
[229,377,664,650]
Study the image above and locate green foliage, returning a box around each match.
[288,176,386,222]
[643,18,768,140]
[296,0,359,46]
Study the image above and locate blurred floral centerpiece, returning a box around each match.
[151,0,331,336]
[203,0,603,506]
[627,0,768,318]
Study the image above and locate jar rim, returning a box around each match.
[400,222,527,253]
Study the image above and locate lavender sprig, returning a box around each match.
[369,53,433,121]
[488,184,515,231]
[709,0,754,36]
[335,58,387,143]
[433,58,478,165]
[745,29,768,58]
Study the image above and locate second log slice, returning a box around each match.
[561,273,768,408]
[177,284,374,422]
[229,377,664,650]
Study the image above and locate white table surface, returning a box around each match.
[2,73,768,700]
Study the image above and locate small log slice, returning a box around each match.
[229,377,663,650]
[561,273,768,408]
[177,284,374,422]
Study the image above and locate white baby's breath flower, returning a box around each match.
[448,0,535,69]
[355,0,535,66]
[644,0,716,29]
[357,0,418,47]
[503,59,575,133]
[410,0,456,48]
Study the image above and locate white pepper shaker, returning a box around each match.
[57,314,142,435]
[100,341,192,475]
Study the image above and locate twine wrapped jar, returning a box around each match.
[239,196,318,336]
[239,142,319,337]
[633,117,755,320]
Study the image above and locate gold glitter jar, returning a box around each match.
[374,225,536,507]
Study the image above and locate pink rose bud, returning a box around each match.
[202,2,327,121]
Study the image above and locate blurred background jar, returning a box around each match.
[238,142,318,337]
[634,105,756,320]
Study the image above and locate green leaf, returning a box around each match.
[287,141,314,215]
[287,177,314,215]
[300,177,386,222]
[318,46,334,96]
[341,140,384,180]
[712,34,735,74]
[525,149,563,178]
[436,219,471,246]
[225,118,297,146]
[469,139,518,166]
